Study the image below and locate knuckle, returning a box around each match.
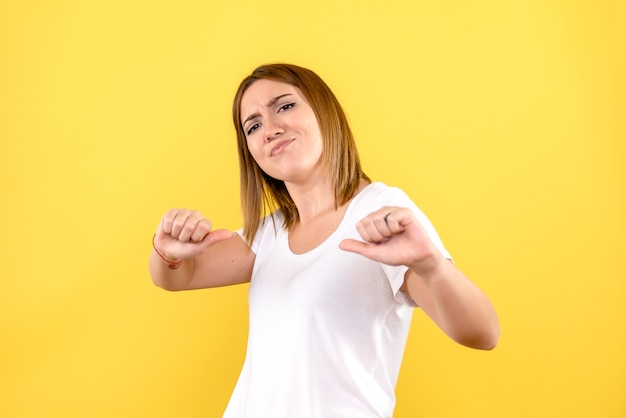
[180,221,196,234]
[361,217,375,227]
[171,219,186,232]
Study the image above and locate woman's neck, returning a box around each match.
[285,177,369,224]
[284,177,336,224]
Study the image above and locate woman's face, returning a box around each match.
[240,79,324,185]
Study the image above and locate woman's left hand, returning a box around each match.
[341,206,500,350]
[339,206,445,275]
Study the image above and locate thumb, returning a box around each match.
[339,238,370,257]
[202,228,235,247]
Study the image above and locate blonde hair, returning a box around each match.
[232,63,369,244]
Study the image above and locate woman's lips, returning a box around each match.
[270,139,295,156]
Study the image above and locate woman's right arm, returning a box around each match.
[149,209,255,291]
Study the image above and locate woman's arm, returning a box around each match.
[401,259,499,350]
[339,206,500,350]
[149,209,255,291]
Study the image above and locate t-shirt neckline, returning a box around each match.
[283,181,380,257]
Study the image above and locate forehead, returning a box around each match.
[240,79,304,112]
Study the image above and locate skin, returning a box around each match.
[241,79,325,187]
[149,79,500,350]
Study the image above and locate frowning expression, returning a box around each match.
[240,79,324,184]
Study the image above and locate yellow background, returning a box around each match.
[1,0,624,417]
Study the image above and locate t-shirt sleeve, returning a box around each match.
[378,186,452,306]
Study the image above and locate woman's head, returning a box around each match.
[239,78,325,186]
[232,63,369,242]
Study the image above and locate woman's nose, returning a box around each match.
[264,119,284,142]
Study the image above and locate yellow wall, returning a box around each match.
[1,0,624,417]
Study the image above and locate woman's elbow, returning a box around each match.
[459,323,500,351]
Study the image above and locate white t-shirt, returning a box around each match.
[224,182,450,418]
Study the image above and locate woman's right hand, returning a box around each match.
[153,209,234,263]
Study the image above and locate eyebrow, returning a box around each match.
[242,93,295,127]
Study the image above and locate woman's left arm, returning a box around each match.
[401,258,500,350]
[339,206,500,350]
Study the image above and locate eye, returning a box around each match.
[246,123,260,136]
[278,102,295,112]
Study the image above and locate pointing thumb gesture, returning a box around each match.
[154,209,233,263]
[339,207,442,270]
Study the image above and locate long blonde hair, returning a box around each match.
[232,63,369,244]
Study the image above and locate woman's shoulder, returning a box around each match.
[355,181,413,205]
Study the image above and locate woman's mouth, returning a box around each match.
[270,139,295,157]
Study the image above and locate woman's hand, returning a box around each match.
[339,206,445,274]
[154,209,233,263]
[341,206,500,350]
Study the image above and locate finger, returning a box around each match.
[172,210,204,241]
[339,238,389,262]
[192,229,234,254]
[160,209,181,234]
[189,219,213,242]
[203,228,234,246]
[179,214,211,243]
[338,238,371,256]
[167,209,191,238]
[375,212,392,235]
[356,217,387,243]
[381,211,404,235]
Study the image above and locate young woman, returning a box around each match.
[149,63,499,417]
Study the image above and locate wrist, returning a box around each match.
[408,252,448,279]
[152,234,183,269]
